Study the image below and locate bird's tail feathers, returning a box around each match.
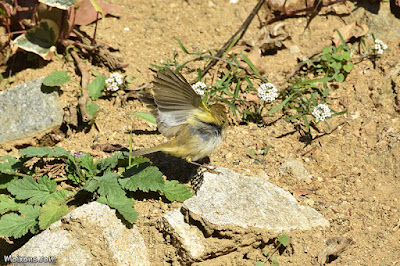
[130,146,161,158]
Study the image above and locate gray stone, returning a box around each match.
[0,77,63,144]
[279,160,311,181]
[157,209,206,261]
[11,202,149,266]
[158,167,329,262]
[183,167,328,231]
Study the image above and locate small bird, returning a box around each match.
[131,67,228,163]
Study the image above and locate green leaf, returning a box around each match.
[0,155,21,175]
[99,194,138,223]
[38,0,75,10]
[88,75,106,100]
[134,112,157,124]
[89,0,105,22]
[38,200,68,229]
[241,54,262,78]
[255,262,265,266]
[278,234,290,247]
[79,153,97,177]
[7,176,66,204]
[0,174,18,189]
[86,102,99,122]
[97,152,125,172]
[249,149,256,156]
[0,205,40,238]
[343,51,351,61]
[335,73,345,82]
[86,173,125,197]
[0,195,25,214]
[13,19,59,60]
[43,71,71,86]
[267,93,295,115]
[343,63,353,73]
[322,46,332,54]
[120,163,164,192]
[19,146,70,158]
[263,146,271,155]
[177,39,190,54]
[284,113,304,121]
[0,2,11,17]
[161,180,192,202]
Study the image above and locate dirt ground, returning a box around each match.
[1,0,400,265]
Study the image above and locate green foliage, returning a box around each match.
[120,163,165,192]
[38,200,68,229]
[0,205,40,238]
[0,146,192,239]
[43,71,71,86]
[134,112,157,124]
[312,45,354,82]
[85,102,100,124]
[88,75,106,100]
[13,19,59,60]
[257,234,291,266]
[162,180,193,202]
[39,0,75,10]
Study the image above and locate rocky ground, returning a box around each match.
[1,0,400,265]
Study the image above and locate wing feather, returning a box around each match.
[152,67,206,137]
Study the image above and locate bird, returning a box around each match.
[130,67,228,163]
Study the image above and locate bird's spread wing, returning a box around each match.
[153,68,205,137]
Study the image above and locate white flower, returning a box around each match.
[312,104,332,121]
[106,72,124,91]
[374,39,388,55]
[192,81,206,96]
[257,83,278,103]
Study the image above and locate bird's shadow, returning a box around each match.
[142,152,209,183]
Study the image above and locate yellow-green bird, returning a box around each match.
[131,67,228,162]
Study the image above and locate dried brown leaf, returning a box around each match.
[332,22,369,46]
[75,0,122,26]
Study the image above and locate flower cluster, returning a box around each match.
[374,39,388,55]
[106,72,124,91]
[192,81,206,96]
[257,83,278,103]
[312,104,332,121]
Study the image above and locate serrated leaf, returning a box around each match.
[0,155,21,175]
[0,195,25,214]
[79,153,97,177]
[7,176,61,204]
[133,112,157,124]
[93,173,125,196]
[39,200,68,229]
[97,152,124,172]
[88,75,106,100]
[0,174,18,189]
[161,180,192,202]
[278,234,290,247]
[120,163,164,192]
[43,71,71,86]
[19,146,69,158]
[0,205,40,238]
[100,194,138,223]
[39,0,75,10]
[13,19,59,60]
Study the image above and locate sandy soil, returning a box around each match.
[1,0,400,265]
